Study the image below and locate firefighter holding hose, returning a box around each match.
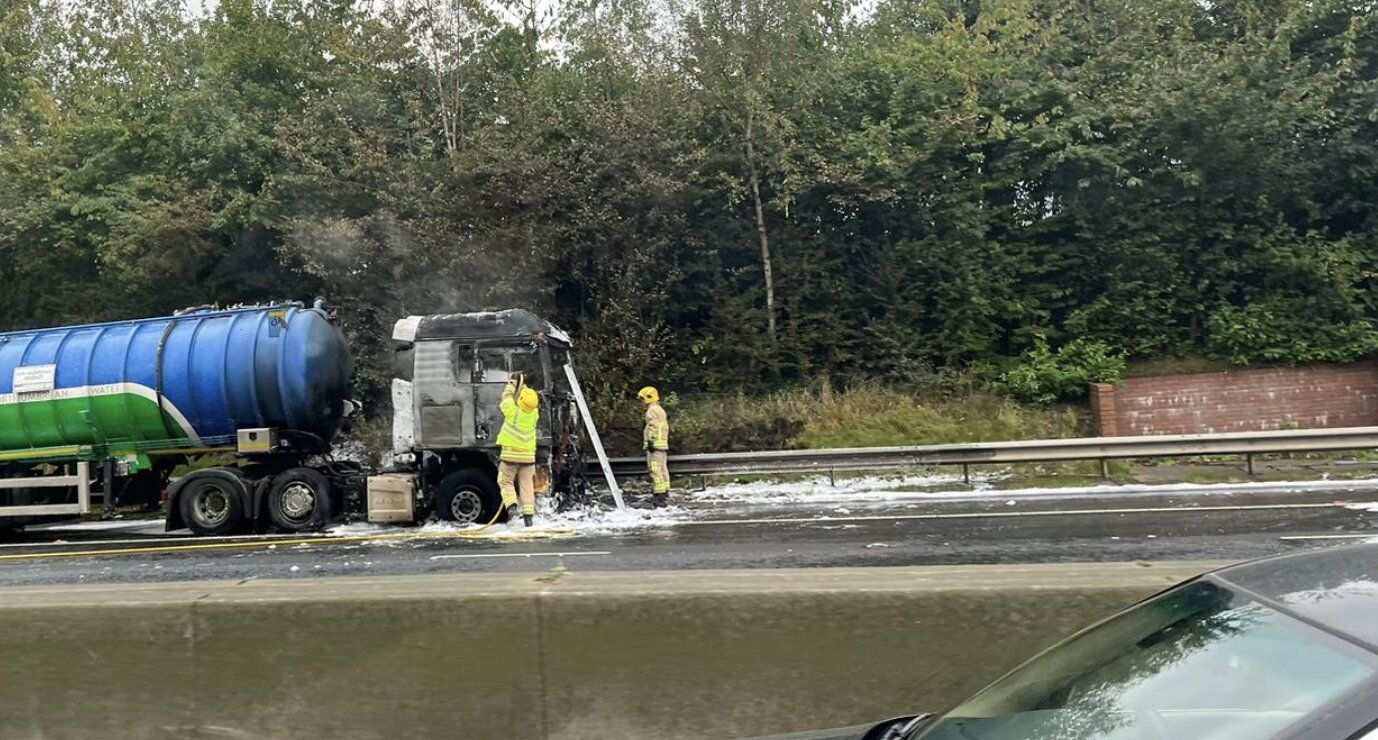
[638,386,671,507]
[498,373,540,526]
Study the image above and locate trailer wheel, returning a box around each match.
[435,469,500,525]
[179,476,246,536]
[267,468,332,532]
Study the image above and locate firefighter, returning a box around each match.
[498,373,540,526]
[638,386,671,506]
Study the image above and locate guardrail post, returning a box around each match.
[962,463,970,485]
[1246,453,1254,477]
[1099,459,1109,479]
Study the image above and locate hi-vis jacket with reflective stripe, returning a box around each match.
[498,384,539,463]
[644,403,669,451]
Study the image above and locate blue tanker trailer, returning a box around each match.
[0,300,357,534]
[0,301,592,535]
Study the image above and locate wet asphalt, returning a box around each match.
[0,478,1374,587]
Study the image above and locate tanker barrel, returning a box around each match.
[0,302,352,453]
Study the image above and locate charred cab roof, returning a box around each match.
[392,309,572,347]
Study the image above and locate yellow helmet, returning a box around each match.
[518,386,540,413]
[637,386,660,404]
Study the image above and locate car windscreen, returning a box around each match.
[912,579,1377,740]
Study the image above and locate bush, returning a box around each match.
[1206,300,1378,365]
[998,337,1126,405]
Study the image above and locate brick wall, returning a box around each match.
[1091,361,1378,436]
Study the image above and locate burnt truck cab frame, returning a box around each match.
[388,309,588,524]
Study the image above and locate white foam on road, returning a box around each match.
[538,503,686,534]
[689,472,985,507]
[324,500,687,540]
[690,474,1378,509]
[317,475,1378,542]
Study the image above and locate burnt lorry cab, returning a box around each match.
[389,309,588,524]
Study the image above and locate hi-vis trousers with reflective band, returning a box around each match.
[647,450,670,494]
[499,461,536,515]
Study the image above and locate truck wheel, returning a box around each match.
[179,476,246,536]
[435,469,500,525]
[267,468,332,532]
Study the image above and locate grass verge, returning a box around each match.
[656,384,1089,454]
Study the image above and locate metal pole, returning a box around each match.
[828,469,835,487]
[562,362,625,510]
[962,463,970,485]
[1246,453,1254,477]
[1099,459,1109,479]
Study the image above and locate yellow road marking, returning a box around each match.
[0,527,577,562]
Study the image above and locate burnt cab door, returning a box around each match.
[509,342,552,450]
[472,342,551,453]
[472,345,509,446]
[414,340,475,448]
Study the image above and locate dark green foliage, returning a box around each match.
[999,337,1126,405]
[1,0,1376,418]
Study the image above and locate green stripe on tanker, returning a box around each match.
[0,384,198,452]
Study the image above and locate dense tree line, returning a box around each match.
[1,0,1376,413]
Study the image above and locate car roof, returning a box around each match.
[1211,541,1378,650]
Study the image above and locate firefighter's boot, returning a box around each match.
[653,493,669,508]
[523,514,534,527]
[505,504,519,523]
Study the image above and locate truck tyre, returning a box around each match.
[179,474,247,536]
[267,468,332,532]
[435,469,501,525]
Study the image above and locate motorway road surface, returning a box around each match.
[0,476,1374,586]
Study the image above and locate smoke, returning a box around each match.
[288,213,549,320]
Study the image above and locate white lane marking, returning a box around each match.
[681,502,1358,527]
[1278,534,1378,541]
[429,551,611,561]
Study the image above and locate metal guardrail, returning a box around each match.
[604,427,1378,480]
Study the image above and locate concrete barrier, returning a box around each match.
[0,562,1224,739]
